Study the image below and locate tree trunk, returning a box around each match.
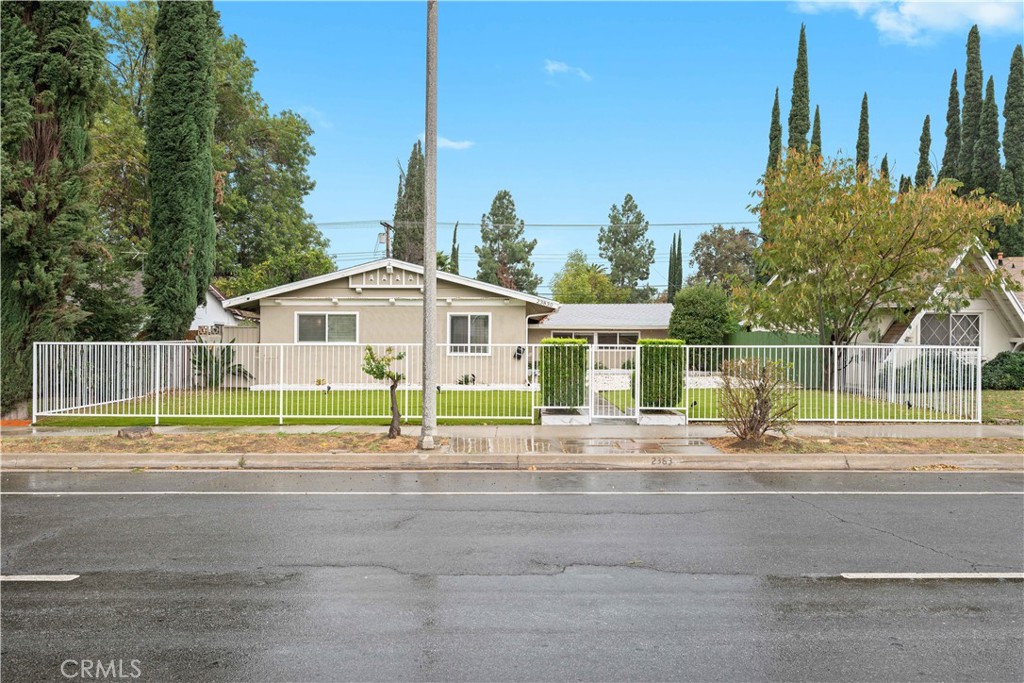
[388,380,401,438]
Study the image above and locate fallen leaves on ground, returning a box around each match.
[707,436,1024,454]
[0,432,430,454]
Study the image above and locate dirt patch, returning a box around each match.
[0,432,431,455]
[707,436,1024,455]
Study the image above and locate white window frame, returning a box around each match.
[551,331,595,344]
[919,312,982,348]
[596,331,640,347]
[294,312,359,345]
[447,312,492,356]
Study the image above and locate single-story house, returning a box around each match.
[527,303,672,346]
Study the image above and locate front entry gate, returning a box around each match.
[590,345,637,422]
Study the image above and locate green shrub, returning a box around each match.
[636,339,685,408]
[668,283,733,346]
[539,338,588,407]
[982,352,1024,390]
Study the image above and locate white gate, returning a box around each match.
[590,345,637,421]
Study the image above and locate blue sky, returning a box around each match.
[215,1,1023,295]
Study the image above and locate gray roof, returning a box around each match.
[535,303,672,330]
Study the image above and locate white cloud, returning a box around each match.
[438,137,475,150]
[418,133,475,150]
[793,1,1023,45]
[543,59,592,81]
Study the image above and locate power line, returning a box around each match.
[315,220,757,230]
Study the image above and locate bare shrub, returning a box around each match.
[719,358,798,441]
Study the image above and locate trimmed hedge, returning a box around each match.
[539,338,588,407]
[636,338,685,408]
[982,352,1024,390]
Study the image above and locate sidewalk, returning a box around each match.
[5,422,1023,439]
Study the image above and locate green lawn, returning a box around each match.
[602,387,964,421]
[37,388,537,426]
[981,390,1024,424]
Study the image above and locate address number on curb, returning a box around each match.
[650,457,674,466]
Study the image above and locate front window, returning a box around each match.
[297,313,357,343]
[450,314,490,354]
[920,313,980,346]
[597,332,639,346]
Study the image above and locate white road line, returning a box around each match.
[1,491,1021,496]
[0,574,79,582]
[842,572,1024,580]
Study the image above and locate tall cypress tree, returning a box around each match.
[856,93,870,172]
[973,76,1002,195]
[939,70,961,182]
[144,1,217,339]
[787,24,810,152]
[767,88,782,171]
[1004,45,1024,205]
[392,140,425,264]
[916,115,932,188]
[674,232,684,293]
[994,170,1024,256]
[667,233,677,300]
[879,154,889,182]
[449,222,460,275]
[898,175,912,194]
[810,105,822,155]
[958,25,983,191]
[1,1,105,409]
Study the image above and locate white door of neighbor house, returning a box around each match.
[590,345,637,422]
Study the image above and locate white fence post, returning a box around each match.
[684,345,689,422]
[154,344,161,426]
[31,343,38,425]
[278,345,284,425]
[832,345,839,424]
[975,346,982,423]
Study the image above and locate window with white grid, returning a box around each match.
[920,313,979,346]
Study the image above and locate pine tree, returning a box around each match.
[810,105,822,155]
[598,194,657,302]
[392,140,425,264]
[958,25,983,191]
[916,115,932,188]
[856,93,870,172]
[767,87,782,171]
[1004,45,1024,205]
[144,1,217,339]
[787,24,810,153]
[449,222,460,275]
[939,70,961,181]
[879,154,889,182]
[1,1,105,409]
[973,76,1002,195]
[475,190,541,293]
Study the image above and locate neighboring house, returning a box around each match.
[527,304,672,345]
[189,285,259,339]
[855,249,1024,360]
[222,258,558,346]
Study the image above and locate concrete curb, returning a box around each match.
[1,451,1021,471]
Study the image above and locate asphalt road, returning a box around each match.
[2,471,1023,682]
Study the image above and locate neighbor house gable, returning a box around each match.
[222,259,558,311]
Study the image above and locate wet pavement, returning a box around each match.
[2,471,1022,682]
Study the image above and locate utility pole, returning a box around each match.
[379,221,393,259]
[419,0,438,450]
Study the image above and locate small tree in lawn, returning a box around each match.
[362,346,406,438]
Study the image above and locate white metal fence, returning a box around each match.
[32,342,982,424]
